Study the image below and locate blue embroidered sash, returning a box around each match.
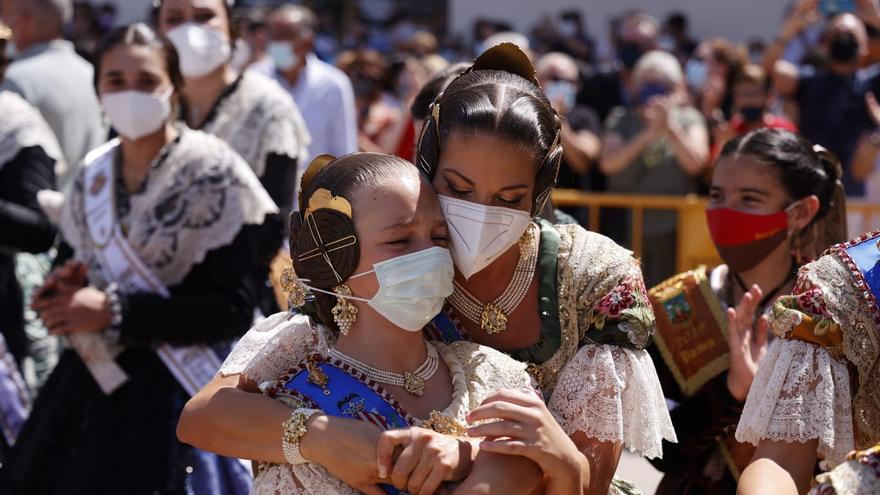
[282,361,411,494]
[426,313,465,344]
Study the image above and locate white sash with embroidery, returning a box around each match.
[73,140,222,396]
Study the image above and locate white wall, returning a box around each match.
[450,0,790,44]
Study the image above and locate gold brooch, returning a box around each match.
[481,303,508,335]
[403,372,426,396]
[306,359,330,396]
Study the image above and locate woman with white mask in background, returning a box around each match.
[156,0,310,314]
[0,23,276,494]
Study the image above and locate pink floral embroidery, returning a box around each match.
[597,277,638,319]
[797,287,832,318]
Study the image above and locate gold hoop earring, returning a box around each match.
[331,285,358,335]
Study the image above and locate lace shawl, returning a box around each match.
[737,240,880,466]
[201,72,310,177]
[58,128,278,289]
[547,225,675,458]
[0,90,65,176]
[219,312,334,382]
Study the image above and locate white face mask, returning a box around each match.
[268,41,300,72]
[166,23,230,77]
[305,246,453,332]
[101,88,172,141]
[437,195,532,280]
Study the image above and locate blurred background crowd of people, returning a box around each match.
[9,0,880,285]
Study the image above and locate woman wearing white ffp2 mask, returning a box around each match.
[7,23,277,495]
[97,30,178,143]
[157,0,311,318]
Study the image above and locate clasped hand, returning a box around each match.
[30,260,111,335]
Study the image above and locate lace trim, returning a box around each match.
[736,338,853,466]
[548,344,676,458]
[0,91,65,176]
[201,72,310,177]
[218,312,335,382]
[541,225,637,395]
[59,129,278,288]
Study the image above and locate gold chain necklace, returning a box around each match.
[448,224,538,335]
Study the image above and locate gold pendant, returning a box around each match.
[306,360,331,396]
[403,372,425,396]
[480,303,508,335]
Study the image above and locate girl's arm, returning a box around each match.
[177,372,388,493]
[737,439,818,495]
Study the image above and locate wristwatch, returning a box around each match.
[281,408,323,465]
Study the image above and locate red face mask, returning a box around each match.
[706,207,790,273]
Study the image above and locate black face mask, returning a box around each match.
[740,106,764,123]
[618,42,644,69]
[829,33,860,63]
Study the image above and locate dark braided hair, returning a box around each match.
[290,153,415,332]
[719,128,848,260]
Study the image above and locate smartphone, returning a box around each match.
[819,0,856,16]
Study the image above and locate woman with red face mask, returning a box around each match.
[644,128,848,495]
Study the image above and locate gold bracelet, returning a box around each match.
[281,408,322,465]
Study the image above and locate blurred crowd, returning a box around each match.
[11,1,879,284]
[206,1,880,283]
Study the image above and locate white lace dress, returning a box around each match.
[219,313,535,495]
[498,224,674,459]
[736,236,880,467]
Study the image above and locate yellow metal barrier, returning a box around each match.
[551,189,880,273]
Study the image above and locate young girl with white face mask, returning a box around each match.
[2,23,277,494]
[156,0,310,314]
[193,153,543,495]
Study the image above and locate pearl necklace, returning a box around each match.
[328,344,439,397]
[448,224,538,335]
